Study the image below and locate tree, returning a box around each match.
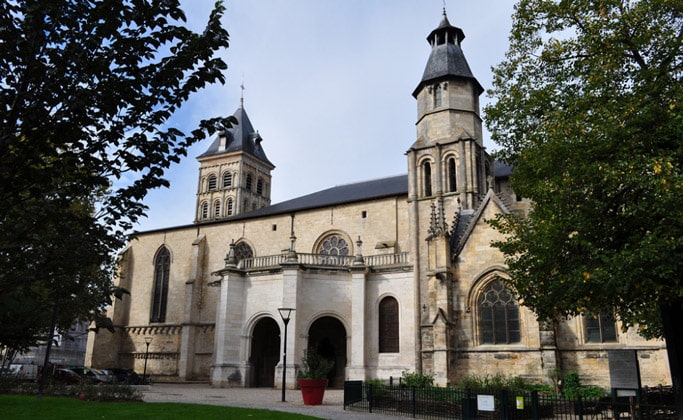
[485,0,683,412]
[0,0,231,353]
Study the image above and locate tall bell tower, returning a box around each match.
[194,99,274,223]
[407,9,492,386]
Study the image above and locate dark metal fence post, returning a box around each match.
[531,390,539,420]
[500,389,508,420]
[411,386,417,418]
[463,389,473,420]
[368,383,373,413]
[577,396,584,420]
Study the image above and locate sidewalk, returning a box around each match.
[142,383,407,420]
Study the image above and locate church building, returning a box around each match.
[86,12,671,389]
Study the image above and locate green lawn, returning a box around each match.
[0,395,322,419]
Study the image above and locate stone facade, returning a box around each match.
[86,12,671,390]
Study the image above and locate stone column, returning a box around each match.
[275,260,301,390]
[348,242,368,380]
[211,268,247,387]
[179,235,205,380]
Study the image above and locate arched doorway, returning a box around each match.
[250,317,279,387]
[307,316,346,388]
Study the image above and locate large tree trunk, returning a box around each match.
[660,301,683,420]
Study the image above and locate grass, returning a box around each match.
[0,394,322,419]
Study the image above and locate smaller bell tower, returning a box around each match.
[194,100,274,223]
[408,9,493,386]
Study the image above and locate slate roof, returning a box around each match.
[140,161,511,233]
[494,160,512,178]
[224,174,409,222]
[197,106,273,167]
[413,12,483,97]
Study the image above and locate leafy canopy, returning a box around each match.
[485,0,683,338]
[0,0,231,352]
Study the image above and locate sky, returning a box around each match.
[135,0,517,232]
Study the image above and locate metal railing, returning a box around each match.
[343,381,679,420]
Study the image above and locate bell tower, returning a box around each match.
[194,100,274,223]
[407,9,492,386]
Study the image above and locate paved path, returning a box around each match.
[142,383,407,420]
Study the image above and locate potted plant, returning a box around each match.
[298,348,334,405]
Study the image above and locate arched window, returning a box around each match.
[318,234,350,265]
[485,160,492,191]
[222,172,233,188]
[448,157,457,192]
[379,297,399,353]
[256,179,264,195]
[423,161,432,196]
[200,202,209,219]
[226,198,234,216]
[234,242,254,260]
[433,83,442,108]
[207,174,217,191]
[584,312,617,343]
[213,200,221,218]
[478,279,520,344]
[245,174,253,191]
[151,246,170,323]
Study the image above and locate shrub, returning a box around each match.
[298,348,334,380]
[562,372,581,400]
[579,386,607,399]
[0,380,142,402]
[457,373,531,391]
[400,370,434,388]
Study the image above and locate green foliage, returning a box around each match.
[0,1,230,352]
[458,373,531,391]
[580,386,607,399]
[562,372,581,400]
[298,348,333,380]
[400,370,434,388]
[485,0,683,340]
[561,372,606,400]
[0,380,142,402]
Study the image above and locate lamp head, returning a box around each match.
[277,307,295,322]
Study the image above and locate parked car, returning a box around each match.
[53,368,82,384]
[108,368,142,385]
[70,367,113,384]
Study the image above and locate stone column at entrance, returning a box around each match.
[211,268,247,387]
[347,259,368,380]
[275,260,301,390]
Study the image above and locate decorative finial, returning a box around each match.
[443,0,447,17]
[240,74,245,108]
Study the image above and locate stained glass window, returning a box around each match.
[478,280,520,344]
[151,247,170,323]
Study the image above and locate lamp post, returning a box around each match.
[143,336,152,384]
[278,308,295,402]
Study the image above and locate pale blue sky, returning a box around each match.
[135,0,516,232]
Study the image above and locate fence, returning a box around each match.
[343,381,678,420]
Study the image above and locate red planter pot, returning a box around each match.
[298,378,328,405]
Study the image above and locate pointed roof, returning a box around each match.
[413,10,483,97]
[197,105,274,167]
[451,189,511,256]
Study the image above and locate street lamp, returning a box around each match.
[143,336,152,384]
[278,308,295,402]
